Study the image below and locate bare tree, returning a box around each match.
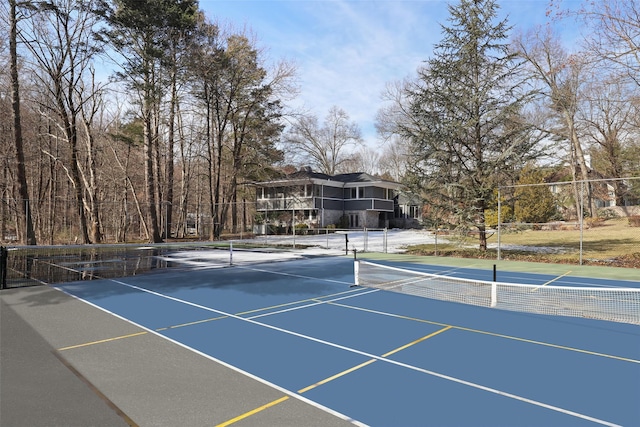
[513,27,596,217]
[285,106,363,175]
[22,0,107,243]
[8,0,36,244]
[375,79,416,182]
[577,0,640,87]
[340,145,380,175]
[580,74,639,204]
[378,137,410,182]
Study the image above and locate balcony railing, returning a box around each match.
[257,197,394,212]
[257,197,314,210]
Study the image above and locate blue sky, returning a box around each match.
[198,0,582,146]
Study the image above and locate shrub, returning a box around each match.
[597,208,619,220]
[629,216,640,227]
[336,215,350,229]
[586,217,606,228]
[294,223,308,235]
[484,205,513,228]
[514,165,557,223]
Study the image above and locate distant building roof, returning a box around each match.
[255,168,402,189]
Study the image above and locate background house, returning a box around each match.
[252,168,420,233]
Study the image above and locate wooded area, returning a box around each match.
[2,0,640,247]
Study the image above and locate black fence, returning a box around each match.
[1,246,7,289]
[0,245,190,289]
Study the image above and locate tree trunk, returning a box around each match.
[143,72,162,243]
[9,0,36,245]
[176,105,189,239]
[144,116,162,243]
[477,200,487,251]
[569,123,596,217]
[165,64,178,239]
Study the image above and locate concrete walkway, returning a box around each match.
[0,286,354,427]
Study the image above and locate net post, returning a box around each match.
[352,259,360,287]
[490,264,497,307]
[490,282,497,308]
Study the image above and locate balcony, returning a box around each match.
[257,197,315,211]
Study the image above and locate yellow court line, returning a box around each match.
[215,396,290,427]
[57,289,367,352]
[163,315,229,329]
[234,288,366,317]
[382,325,452,357]
[58,318,229,350]
[56,289,368,351]
[531,270,573,292]
[215,325,452,427]
[297,359,378,394]
[299,325,452,393]
[58,331,148,351]
[327,301,640,364]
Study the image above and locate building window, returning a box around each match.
[350,187,365,199]
[350,214,359,228]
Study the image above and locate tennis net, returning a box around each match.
[354,260,640,325]
[1,243,308,289]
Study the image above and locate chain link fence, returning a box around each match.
[1,196,429,249]
[3,178,638,268]
[496,177,640,266]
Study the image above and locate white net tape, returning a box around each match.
[354,261,640,325]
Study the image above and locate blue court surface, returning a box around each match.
[54,256,640,427]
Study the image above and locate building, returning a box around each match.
[253,168,420,233]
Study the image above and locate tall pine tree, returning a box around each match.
[97,0,199,242]
[403,0,540,250]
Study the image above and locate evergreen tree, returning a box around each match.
[402,0,540,250]
[514,165,557,224]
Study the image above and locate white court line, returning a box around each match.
[235,264,356,286]
[246,289,380,320]
[90,276,622,427]
[51,283,364,427]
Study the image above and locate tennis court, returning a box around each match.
[2,248,639,427]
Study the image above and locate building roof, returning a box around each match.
[256,168,403,189]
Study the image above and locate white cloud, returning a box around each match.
[203,0,581,146]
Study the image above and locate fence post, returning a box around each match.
[383,228,388,253]
[1,246,7,289]
[363,228,368,252]
[579,181,584,266]
[497,189,502,261]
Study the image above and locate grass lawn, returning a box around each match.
[406,218,640,268]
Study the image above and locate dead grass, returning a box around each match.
[406,218,640,268]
